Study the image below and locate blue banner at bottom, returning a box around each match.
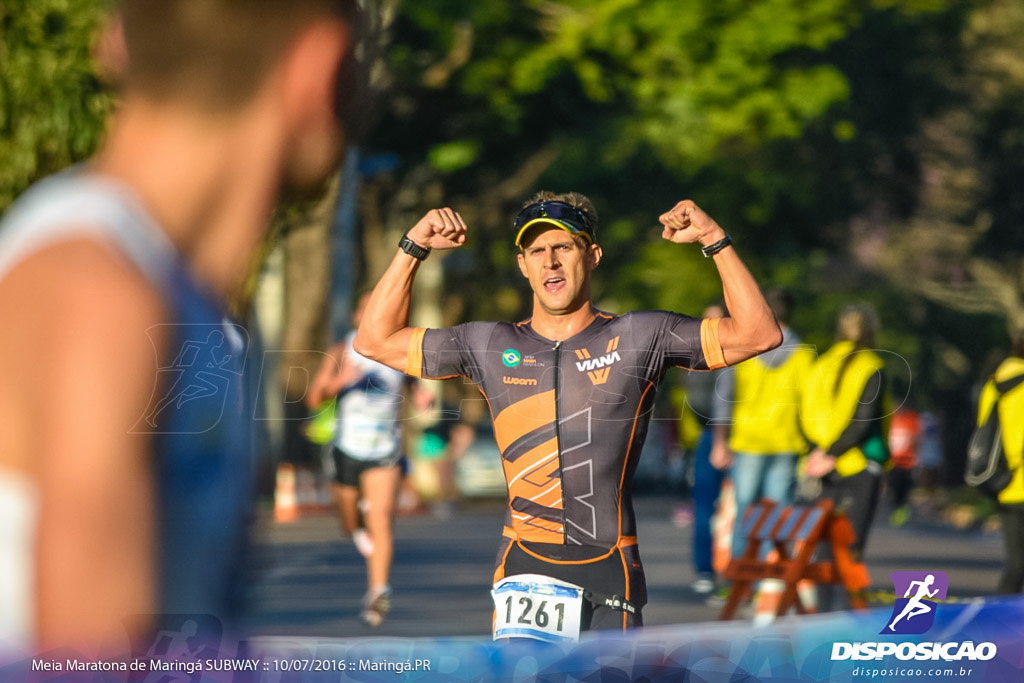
[3,596,1023,682]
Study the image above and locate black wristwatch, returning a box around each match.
[701,233,732,258]
[399,234,430,261]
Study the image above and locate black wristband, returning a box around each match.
[701,233,732,258]
[399,234,430,261]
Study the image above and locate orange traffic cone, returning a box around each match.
[753,578,785,626]
[274,463,299,523]
[751,544,818,624]
[797,578,818,613]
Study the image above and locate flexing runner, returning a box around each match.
[354,192,781,635]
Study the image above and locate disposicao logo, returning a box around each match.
[502,349,522,368]
[883,571,948,635]
[831,569,997,663]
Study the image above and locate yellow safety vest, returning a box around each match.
[729,346,815,455]
[977,357,1024,504]
[800,341,887,477]
[670,385,703,451]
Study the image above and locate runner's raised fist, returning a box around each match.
[407,208,468,251]
[658,200,726,246]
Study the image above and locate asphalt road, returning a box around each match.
[244,494,1005,640]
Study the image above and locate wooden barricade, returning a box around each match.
[719,499,870,620]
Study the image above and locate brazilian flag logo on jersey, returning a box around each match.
[502,349,522,367]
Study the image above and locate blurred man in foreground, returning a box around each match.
[0,0,359,656]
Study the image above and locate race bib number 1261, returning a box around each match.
[492,574,584,643]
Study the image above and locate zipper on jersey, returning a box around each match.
[552,340,567,537]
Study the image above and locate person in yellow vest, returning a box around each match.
[975,331,1024,594]
[713,289,815,561]
[799,303,890,611]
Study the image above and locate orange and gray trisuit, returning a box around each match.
[406,309,725,631]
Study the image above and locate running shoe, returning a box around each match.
[361,586,391,627]
[690,573,716,595]
[352,528,374,558]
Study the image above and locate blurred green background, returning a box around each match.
[4,0,1024,489]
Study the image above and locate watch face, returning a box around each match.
[401,235,429,260]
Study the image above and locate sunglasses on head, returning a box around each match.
[513,201,595,246]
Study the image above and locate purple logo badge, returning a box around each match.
[882,571,949,635]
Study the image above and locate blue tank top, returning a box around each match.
[0,170,253,631]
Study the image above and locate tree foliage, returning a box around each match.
[364,0,898,321]
[0,0,113,211]
[373,0,869,191]
[871,0,1024,332]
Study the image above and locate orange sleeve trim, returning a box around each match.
[405,328,427,377]
[701,318,727,370]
